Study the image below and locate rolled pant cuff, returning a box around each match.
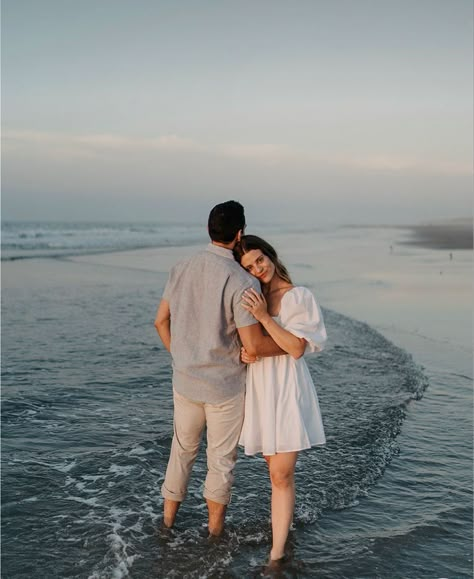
[161,483,186,503]
[203,489,231,506]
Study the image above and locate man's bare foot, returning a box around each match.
[163,498,181,528]
[206,499,227,536]
[156,519,175,544]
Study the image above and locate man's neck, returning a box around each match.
[211,241,235,250]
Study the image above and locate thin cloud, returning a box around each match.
[3,129,472,176]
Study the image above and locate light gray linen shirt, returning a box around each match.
[162,243,260,403]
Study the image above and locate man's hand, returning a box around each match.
[241,346,259,364]
[237,323,285,358]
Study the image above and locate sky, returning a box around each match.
[2,0,473,225]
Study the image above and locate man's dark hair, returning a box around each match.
[208,201,246,243]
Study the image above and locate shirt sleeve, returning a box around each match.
[280,287,327,354]
[233,276,261,328]
[162,265,177,302]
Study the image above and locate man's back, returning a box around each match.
[163,243,259,403]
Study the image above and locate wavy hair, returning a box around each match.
[233,235,292,284]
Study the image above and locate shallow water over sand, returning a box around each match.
[2,224,472,578]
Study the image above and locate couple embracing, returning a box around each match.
[154,200,327,563]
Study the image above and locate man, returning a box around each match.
[154,201,282,536]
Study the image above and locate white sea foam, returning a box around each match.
[106,529,139,579]
[55,459,77,473]
[81,474,107,482]
[4,223,471,578]
[126,520,143,534]
[109,464,135,476]
[109,506,136,519]
[66,495,100,507]
[75,482,100,494]
[2,221,205,260]
[128,445,154,456]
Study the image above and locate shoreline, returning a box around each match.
[4,224,471,348]
[3,219,472,262]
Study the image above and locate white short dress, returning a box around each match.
[239,286,327,456]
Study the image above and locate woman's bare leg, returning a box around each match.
[265,451,298,561]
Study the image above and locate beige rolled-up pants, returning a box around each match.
[161,389,245,505]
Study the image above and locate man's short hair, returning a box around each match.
[208,201,246,243]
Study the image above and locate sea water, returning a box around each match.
[1,221,472,578]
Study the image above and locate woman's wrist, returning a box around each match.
[259,313,272,325]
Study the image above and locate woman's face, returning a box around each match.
[240,249,275,284]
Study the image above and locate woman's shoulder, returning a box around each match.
[282,286,314,302]
[279,286,316,315]
[280,286,324,330]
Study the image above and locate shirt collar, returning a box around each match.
[206,243,235,260]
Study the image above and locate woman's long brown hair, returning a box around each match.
[233,235,292,284]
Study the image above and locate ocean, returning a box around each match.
[1,221,472,578]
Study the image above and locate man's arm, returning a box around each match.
[154,299,171,352]
[237,323,285,358]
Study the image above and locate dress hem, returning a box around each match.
[240,441,326,457]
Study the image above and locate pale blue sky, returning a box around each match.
[2,0,472,224]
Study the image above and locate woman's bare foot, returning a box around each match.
[269,550,286,563]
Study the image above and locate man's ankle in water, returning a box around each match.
[206,498,227,536]
[163,498,181,528]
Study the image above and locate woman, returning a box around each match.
[233,235,327,563]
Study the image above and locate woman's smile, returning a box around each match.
[241,249,275,284]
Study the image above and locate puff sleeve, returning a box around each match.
[280,287,327,354]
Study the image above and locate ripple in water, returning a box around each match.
[2,309,429,578]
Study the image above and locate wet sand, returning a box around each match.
[64,223,472,352]
[399,219,473,250]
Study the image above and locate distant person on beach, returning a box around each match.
[234,235,327,563]
[154,201,283,536]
